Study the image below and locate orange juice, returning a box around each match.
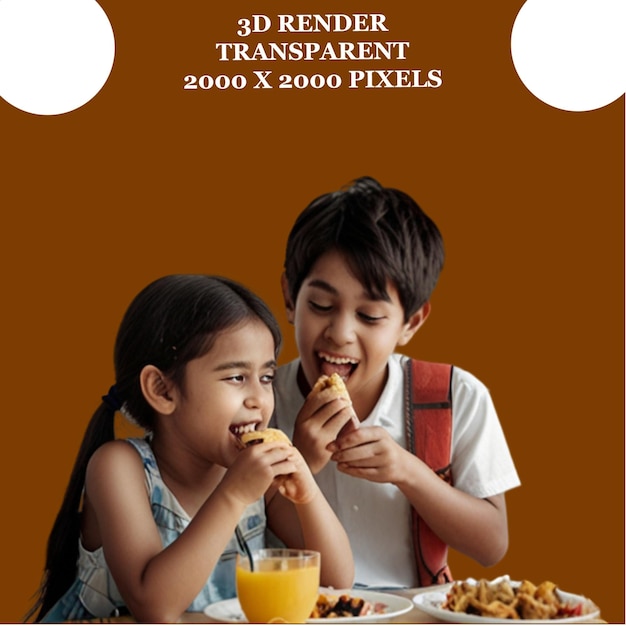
[236,550,320,623]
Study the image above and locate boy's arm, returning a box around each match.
[328,427,509,566]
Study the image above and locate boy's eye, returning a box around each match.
[261,373,275,385]
[308,300,332,312]
[358,312,385,323]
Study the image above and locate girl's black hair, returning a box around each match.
[25,275,281,621]
[284,176,445,321]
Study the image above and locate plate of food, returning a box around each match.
[412,576,600,623]
[204,588,414,623]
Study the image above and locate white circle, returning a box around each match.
[0,0,115,115]
[511,0,625,111]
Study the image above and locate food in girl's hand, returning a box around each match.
[240,427,292,448]
[310,592,387,618]
[442,577,596,620]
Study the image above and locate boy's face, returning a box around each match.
[283,249,429,419]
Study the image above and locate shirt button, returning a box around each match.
[352,504,359,512]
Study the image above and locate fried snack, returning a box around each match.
[240,427,291,447]
[442,578,587,620]
[310,593,386,619]
[516,592,558,620]
[475,600,519,620]
[312,372,349,397]
[312,373,359,436]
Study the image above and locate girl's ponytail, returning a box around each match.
[25,400,117,622]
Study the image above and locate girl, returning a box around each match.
[27,274,354,623]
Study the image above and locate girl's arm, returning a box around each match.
[85,440,297,623]
[266,448,355,589]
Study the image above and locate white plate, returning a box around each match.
[203,588,414,623]
[412,577,600,623]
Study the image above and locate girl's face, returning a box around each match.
[168,319,277,467]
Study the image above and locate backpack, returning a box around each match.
[404,358,454,586]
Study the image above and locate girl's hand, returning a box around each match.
[222,441,298,505]
[275,446,318,504]
[293,389,357,474]
[328,426,413,485]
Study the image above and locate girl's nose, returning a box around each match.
[244,389,262,410]
[244,381,271,411]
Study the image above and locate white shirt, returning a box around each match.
[272,354,521,588]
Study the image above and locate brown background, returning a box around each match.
[1,0,624,622]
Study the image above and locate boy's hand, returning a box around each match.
[293,391,357,474]
[327,426,413,485]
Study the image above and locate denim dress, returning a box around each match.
[41,437,266,622]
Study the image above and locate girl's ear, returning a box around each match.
[397,302,431,346]
[140,365,176,415]
[280,272,295,324]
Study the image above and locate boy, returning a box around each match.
[272,176,520,588]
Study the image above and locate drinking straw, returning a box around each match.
[235,526,255,572]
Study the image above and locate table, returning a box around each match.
[66,585,605,623]
[65,590,422,623]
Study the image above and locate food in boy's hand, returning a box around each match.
[240,427,292,448]
[313,372,349,398]
[312,373,359,435]
[310,592,387,618]
[442,577,595,620]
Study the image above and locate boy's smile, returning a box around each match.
[317,349,359,379]
[285,249,428,420]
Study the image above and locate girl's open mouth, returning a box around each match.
[230,422,258,441]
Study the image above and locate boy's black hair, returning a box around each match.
[284,176,445,320]
[26,275,281,622]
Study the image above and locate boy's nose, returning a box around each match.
[323,314,356,346]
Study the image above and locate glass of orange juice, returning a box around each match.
[236,548,320,623]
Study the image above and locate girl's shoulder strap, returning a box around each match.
[125,436,152,456]
[124,437,160,493]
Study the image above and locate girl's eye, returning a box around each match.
[225,374,245,383]
[309,300,332,312]
[261,373,275,385]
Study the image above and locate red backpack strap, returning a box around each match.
[404,358,454,586]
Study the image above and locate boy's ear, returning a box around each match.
[139,365,176,415]
[397,302,431,346]
[280,272,295,324]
